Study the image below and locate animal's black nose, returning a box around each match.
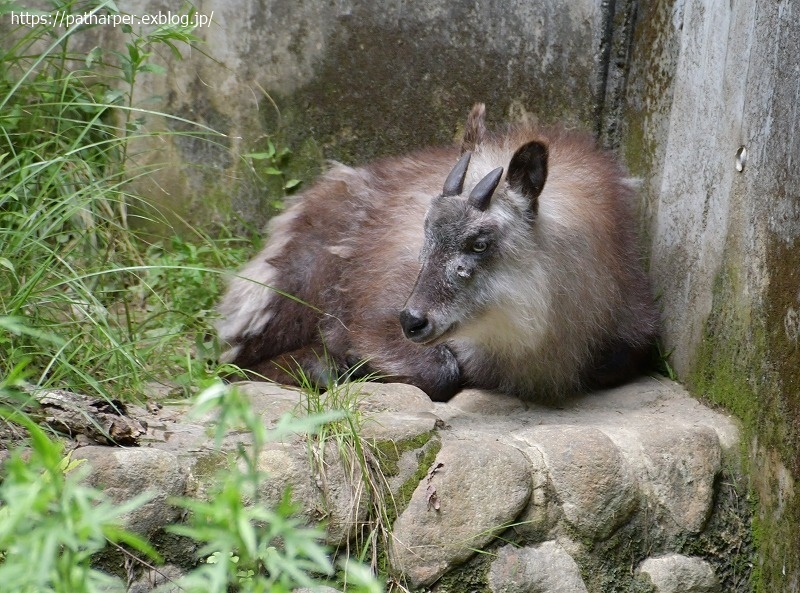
[400,308,430,341]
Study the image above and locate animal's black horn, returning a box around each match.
[442,152,472,197]
[468,167,504,211]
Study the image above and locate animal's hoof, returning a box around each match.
[425,345,462,402]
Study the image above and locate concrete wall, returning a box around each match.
[622,1,800,590]
[73,0,616,230]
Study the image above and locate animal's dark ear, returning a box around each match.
[460,103,486,154]
[507,140,548,213]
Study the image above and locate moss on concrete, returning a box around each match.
[676,470,755,591]
[746,446,800,593]
[689,257,762,429]
[371,430,437,477]
[260,1,600,189]
[395,436,441,511]
[187,450,232,487]
[685,243,799,593]
[587,529,649,592]
[763,236,800,475]
[367,431,442,585]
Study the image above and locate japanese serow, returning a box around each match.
[216,104,659,402]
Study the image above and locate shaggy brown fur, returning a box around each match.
[216,105,659,401]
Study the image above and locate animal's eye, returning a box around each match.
[471,239,489,253]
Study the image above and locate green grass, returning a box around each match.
[0,0,248,402]
[0,391,161,593]
[169,381,384,593]
[0,2,385,591]
[296,366,398,580]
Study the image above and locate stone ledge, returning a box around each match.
[42,377,745,591]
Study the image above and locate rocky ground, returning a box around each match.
[4,376,752,592]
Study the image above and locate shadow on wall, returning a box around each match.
[40,0,617,231]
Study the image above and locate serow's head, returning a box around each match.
[400,139,548,344]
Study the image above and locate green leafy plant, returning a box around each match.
[0,0,238,400]
[0,376,159,593]
[244,138,303,211]
[286,362,400,586]
[0,3,388,592]
[169,381,385,593]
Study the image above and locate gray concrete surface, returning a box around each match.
[622,3,800,588]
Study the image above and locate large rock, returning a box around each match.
[74,446,187,537]
[637,554,721,593]
[40,377,745,591]
[512,445,561,541]
[514,425,639,540]
[354,382,436,415]
[389,439,532,587]
[589,423,723,542]
[249,440,368,546]
[637,425,721,534]
[488,541,589,593]
[356,382,441,444]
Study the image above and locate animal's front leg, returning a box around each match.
[346,343,462,402]
[411,343,462,401]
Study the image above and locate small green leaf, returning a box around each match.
[126,42,141,64]
[265,167,283,175]
[58,453,87,475]
[102,89,125,105]
[140,63,166,76]
[85,46,102,69]
[163,39,185,61]
[283,179,302,190]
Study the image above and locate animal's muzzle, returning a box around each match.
[400,308,434,343]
